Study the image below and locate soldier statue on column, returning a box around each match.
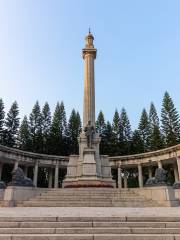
[84,121,95,148]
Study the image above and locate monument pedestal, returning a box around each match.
[63,133,115,188]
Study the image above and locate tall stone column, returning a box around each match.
[174,163,179,182]
[138,164,143,188]
[124,174,128,188]
[33,161,39,187]
[0,163,3,180]
[118,166,122,189]
[48,168,53,188]
[82,30,96,128]
[54,162,59,188]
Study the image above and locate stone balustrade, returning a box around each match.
[0,144,180,188]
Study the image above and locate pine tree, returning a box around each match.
[149,102,163,150]
[42,102,51,153]
[131,130,144,154]
[138,108,151,152]
[103,121,115,155]
[112,109,121,155]
[67,109,82,154]
[29,101,43,153]
[0,99,5,144]
[49,101,68,155]
[96,111,106,136]
[161,91,180,146]
[4,101,20,147]
[96,111,106,154]
[120,108,132,154]
[18,115,31,151]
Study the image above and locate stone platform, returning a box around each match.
[0,207,180,239]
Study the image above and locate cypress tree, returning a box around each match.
[42,102,51,153]
[120,108,132,154]
[18,115,31,151]
[138,108,151,152]
[96,111,106,154]
[0,99,5,144]
[29,101,43,153]
[67,109,82,154]
[161,91,180,146]
[4,101,20,147]
[149,102,163,150]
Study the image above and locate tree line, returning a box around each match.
[0,91,180,156]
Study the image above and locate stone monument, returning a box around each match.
[63,31,115,188]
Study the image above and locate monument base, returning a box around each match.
[63,179,114,188]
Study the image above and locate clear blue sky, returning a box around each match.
[0,0,180,129]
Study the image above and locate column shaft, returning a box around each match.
[14,161,19,170]
[148,167,153,178]
[174,163,179,182]
[48,168,53,188]
[124,175,128,188]
[54,162,59,188]
[158,160,162,168]
[118,166,122,189]
[33,161,39,187]
[176,157,180,180]
[138,164,143,188]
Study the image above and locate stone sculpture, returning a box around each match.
[145,168,168,186]
[84,121,95,148]
[8,167,34,187]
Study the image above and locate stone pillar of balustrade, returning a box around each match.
[14,161,19,170]
[158,160,162,168]
[124,174,128,188]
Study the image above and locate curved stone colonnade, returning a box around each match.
[109,144,180,188]
[0,144,180,188]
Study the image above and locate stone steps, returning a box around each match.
[0,216,180,239]
[17,188,159,207]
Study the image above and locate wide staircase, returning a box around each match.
[17,188,159,207]
[0,214,180,239]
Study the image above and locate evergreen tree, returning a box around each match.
[96,111,106,154]
[49,101,67,155]
[120,108,132,154]
[161,91,180,146]
[29,101,43,153]
[131,130,144,154]
[0,99,5,144]
[42,102,51,153]
[112,109,121,155]
[67,109,82,154]
[103,121,115,155]
[149,102,163,150]
[96,111,106,135]
[138,108,151,152]
[4,101,20,147]
[18,115,31,151]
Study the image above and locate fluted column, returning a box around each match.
[33,161,39,187]
[48,168,53,188]
[54,162,59,188]
[118,166,122,189]
[138,164,143,188]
